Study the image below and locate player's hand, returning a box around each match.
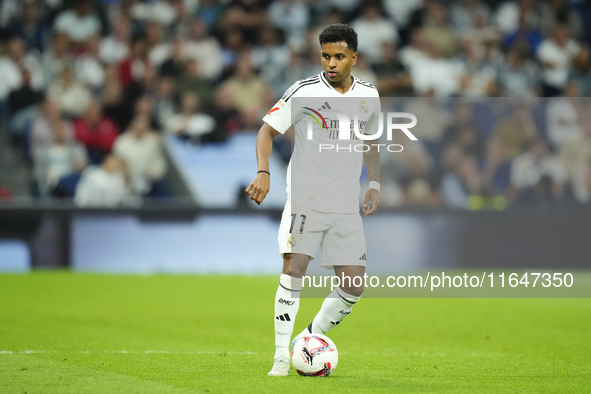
[363,188,379,215]
[245,173,270,205]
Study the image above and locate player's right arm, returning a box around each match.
[245,123,280,205]
[246,83,298,205]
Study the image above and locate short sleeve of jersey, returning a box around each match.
[365,95,382,138]
[262,93,293,135]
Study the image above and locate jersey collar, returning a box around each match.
[320,72,356,94]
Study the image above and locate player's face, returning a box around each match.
[320,41,357,84]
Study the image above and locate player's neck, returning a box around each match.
[325,72,353,94]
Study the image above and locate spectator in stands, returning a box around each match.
[48,66,91,118]
[383,0,423,41]
[132,95,161,133]
[0,37,45,107]
[268,0,309,48]
[171,0,195,38]
[494,104,538,160]
[99,17,130,65]
[454,123,484,158]
[8,2,48,53]
[443,101,477,148]
[113,115,167,196]
[166,92,215,141]
[74,153,136,207]
[351,4,399,66]
[479,138,512,195]
[501,7,544,56]
[251,25,291,89]
[74,101,119,164]
[374,43,412,96]
[196,0,225,28]
[219,0,267,45]
[146,21,168,67]
[458,37,498,97]
[53,0,101,51]
[7,68,45,138]
[382,135,434,190]
[408,40,464,96]
[129,0,177,28]
[101,79,128,132]
[422,2,457,59]
[495,0,539,35]
[537,24,581,96]
[571,46,591,97]
[441,154,482,208]
[459,6,498,48]
[122,63,159,114]
[399,28,429,69]
[30,100,73,162]
[74,35,105,92]
[558,127,591,198]
[546,82,584,149]
[0,0,21,29]
[275,49,320,97]
[571,156,591,203]
[402,153,441,207]
[220,28,245,73]
[152,76,178,131]
[41,33,72,84]
[496,45,540,97]
[35,120,87,197]
[159,37,185,78]
[183,19,223,80]
[118,35,149,87]
[510,138,567,202]
[405,96,452,145]
[539,0,583,40]
[205,86,241,143]
[222,53,269,116]
[175,59,214,111]
[352,57,377,86]
[450,0,490,34]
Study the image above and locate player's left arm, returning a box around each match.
[362,138,380,215]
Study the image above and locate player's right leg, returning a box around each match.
[269,200,324,376]
[269,253,309,376]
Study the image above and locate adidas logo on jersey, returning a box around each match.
[275,313,291,322]
[318,101,331,111]
[359,253,366,261]
[277,298,296,306]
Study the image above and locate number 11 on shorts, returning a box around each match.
[289,214,307,234]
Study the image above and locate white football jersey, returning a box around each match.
[263,72,381,213]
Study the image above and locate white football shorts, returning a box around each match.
[277,200,367,269]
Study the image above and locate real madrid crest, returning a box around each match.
[287,236,296,248]
[359,100,368,114]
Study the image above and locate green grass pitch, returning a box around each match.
[1,272,590,393]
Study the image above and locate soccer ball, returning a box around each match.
[291,334,338,376]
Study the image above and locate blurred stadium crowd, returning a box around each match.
[0,0,591,208]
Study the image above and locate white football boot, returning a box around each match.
[268,356,290,376]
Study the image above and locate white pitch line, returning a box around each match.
[0,350,502,357]
[0,350,261,355]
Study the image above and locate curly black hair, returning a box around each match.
[318,23,358,53]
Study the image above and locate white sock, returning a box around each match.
[308,287,361,335]
[274,274,302,358]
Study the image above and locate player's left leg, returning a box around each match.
[294,211,366,340]
[301,265,364,336]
